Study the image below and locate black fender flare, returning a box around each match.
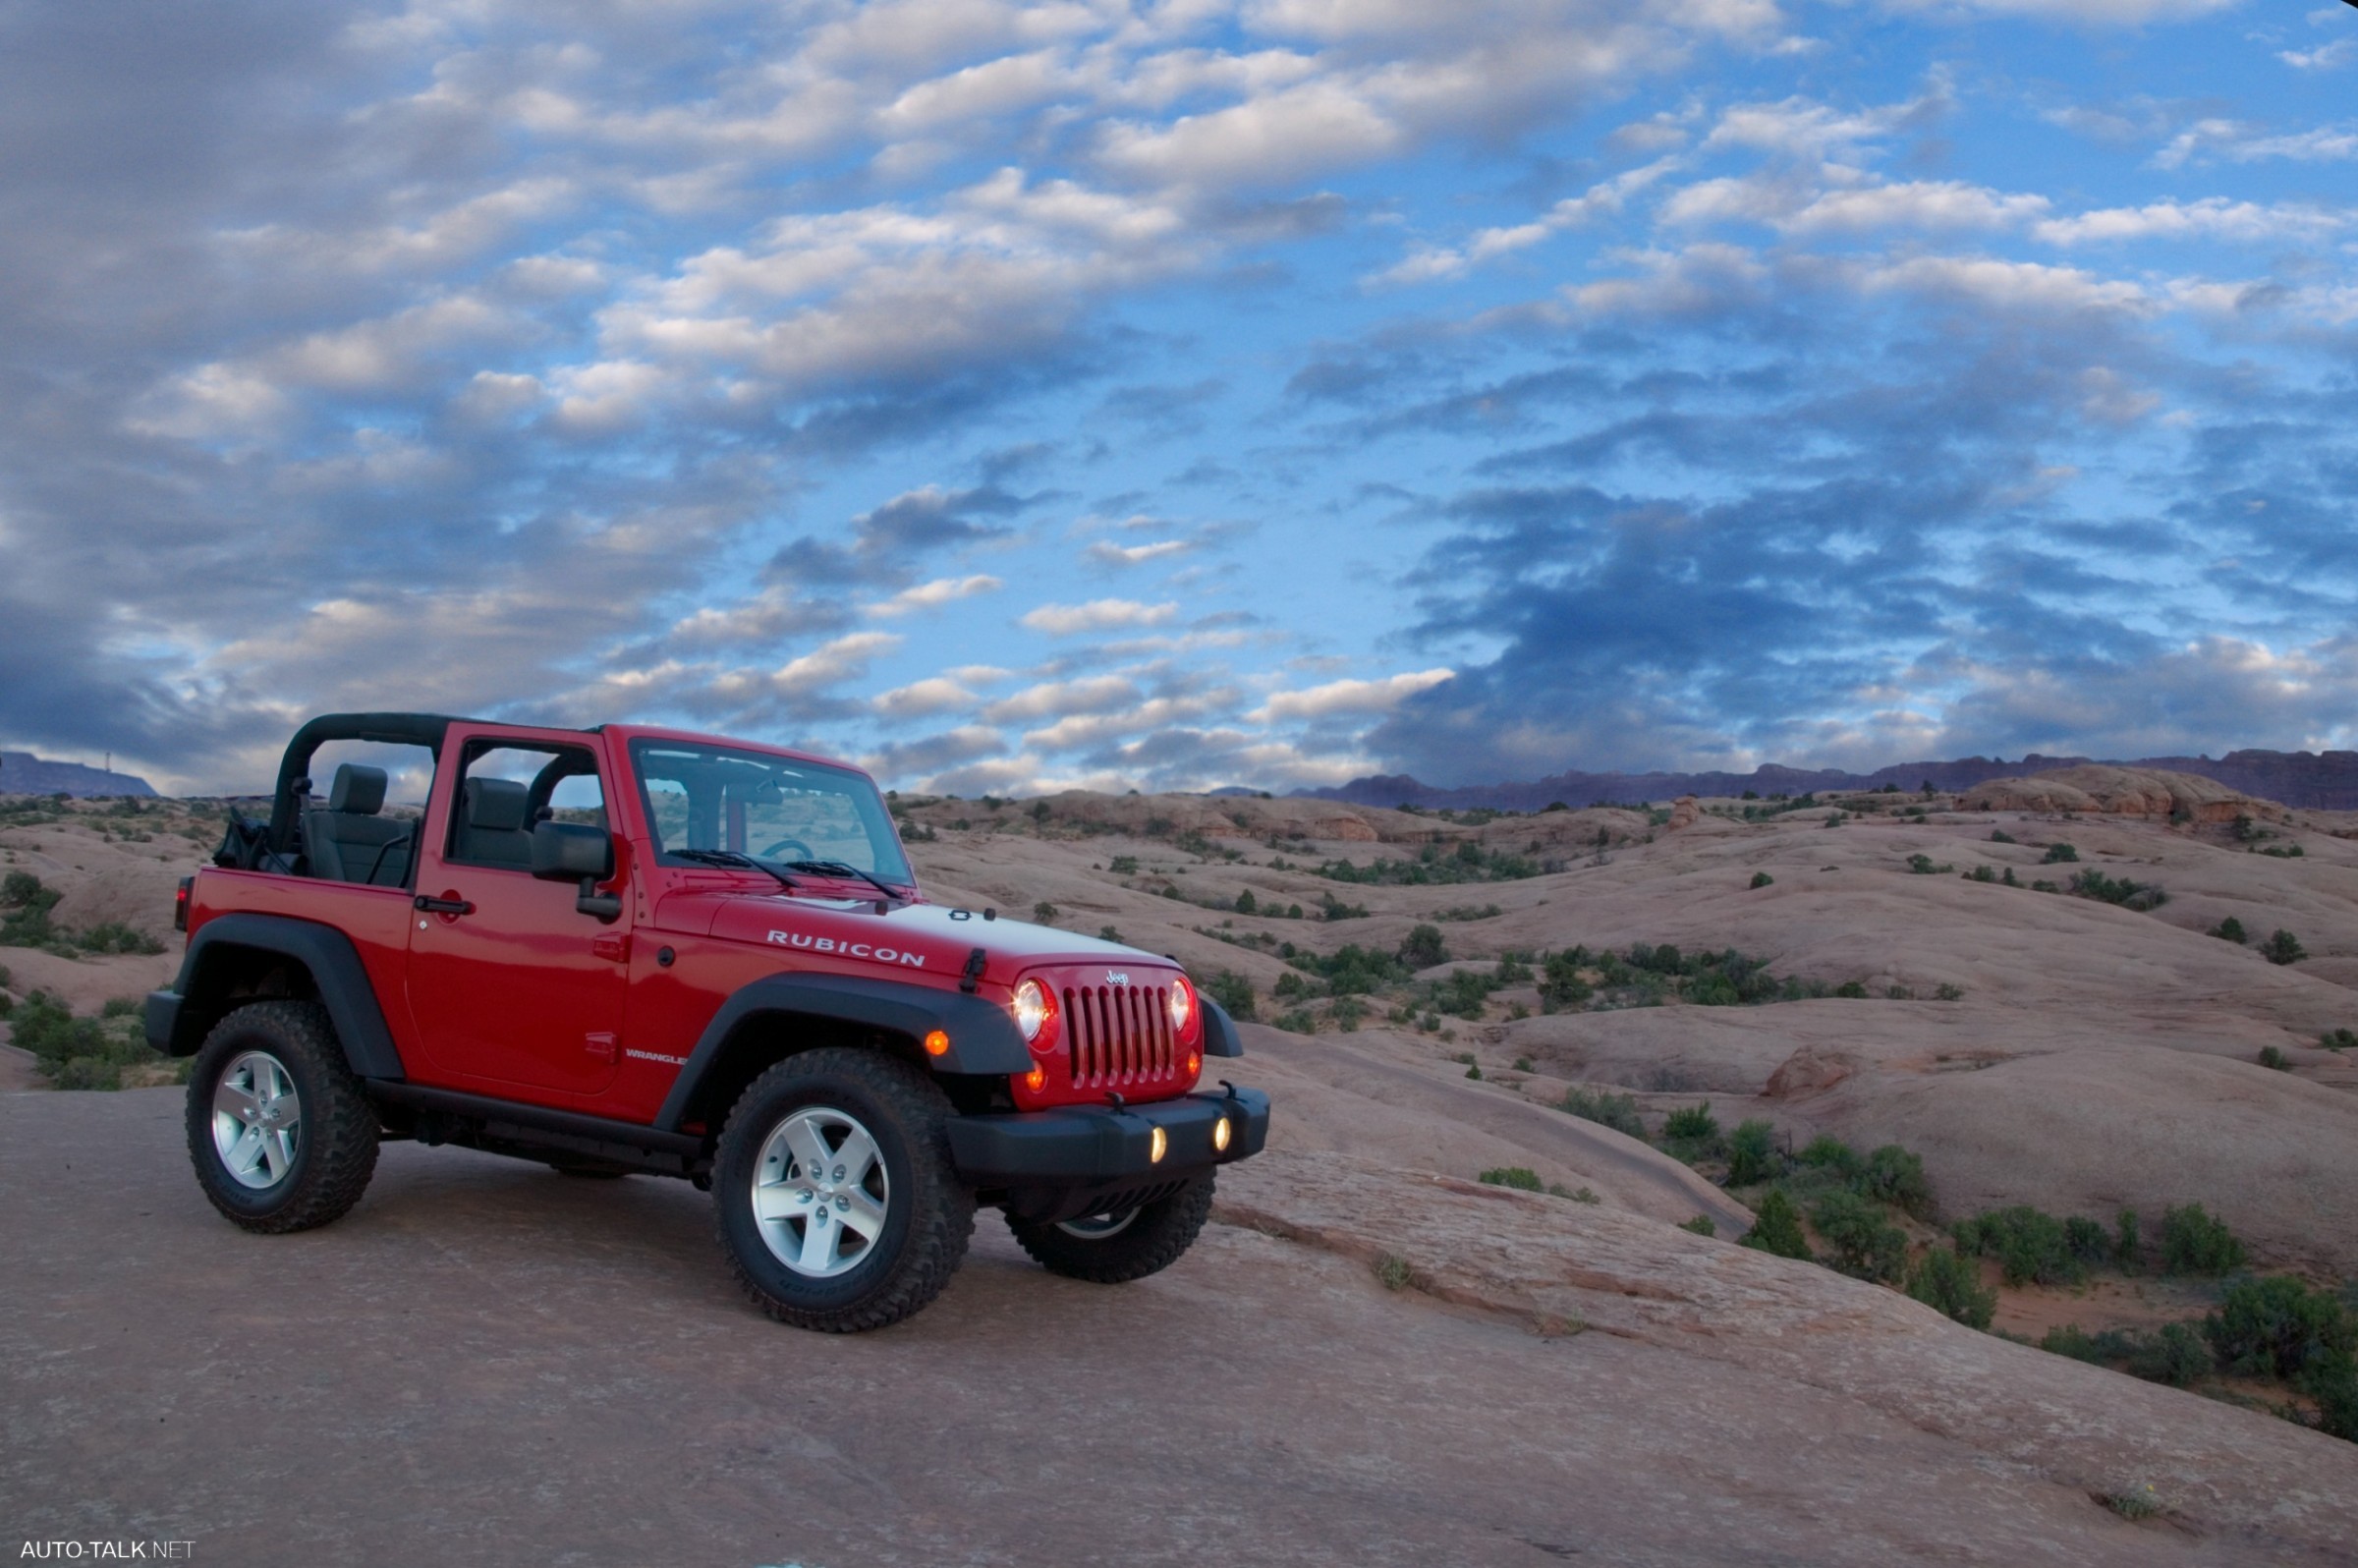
[145,913,407,1080]
[655,973,1033,1132]
[1201,997,1244,1058]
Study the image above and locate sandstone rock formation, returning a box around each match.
[1957,765,2286,823]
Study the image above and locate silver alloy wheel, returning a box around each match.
[1054,1208,1140,1241]
[752,1106,889,1278]
[211,1049,304,1191]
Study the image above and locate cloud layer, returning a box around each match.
[3,0,2354,792]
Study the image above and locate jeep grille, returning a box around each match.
[1061,981,1179,1091]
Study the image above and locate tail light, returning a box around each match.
[174,876,192,933]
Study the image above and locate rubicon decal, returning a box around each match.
[767,929,929,967]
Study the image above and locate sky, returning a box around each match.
[2,0,2356,797]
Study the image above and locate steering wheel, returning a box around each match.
[758,836,814,862]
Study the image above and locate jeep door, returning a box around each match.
[404,726,630,1101]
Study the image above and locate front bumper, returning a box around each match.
[946,1086,1268,1215]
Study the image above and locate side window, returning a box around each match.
[447,743,606,871]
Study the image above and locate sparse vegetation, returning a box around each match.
[1749,871,1773,888]
[1479,1166,1543,1192]
[2209,916,2248,944]
[2067,868,2166,912]
[2157,1204,2245,1276]
[1905,854,1953,875]
[1372,1253,1414,1292]
[2261,928,2307,967]
[2258,1045,2289,1071]
[1724,1119,1778,1186]
[1558,1087,1646,1140]
[1953,1205,2091,1287]
[1741,1189,1811,1260]
[1661,1102,1718,1142]
[1204,969,1256,1022]
[2041,842,2079,864]
[1906,1246,1996,1329]
[1810,1190,1908,1283]
[7,989,183,1090]
[1679,1215,1717,1237]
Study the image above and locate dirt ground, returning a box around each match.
[3,1091,2350,1568]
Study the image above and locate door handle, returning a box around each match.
[414,894,475,916]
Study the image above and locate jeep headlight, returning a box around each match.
[1167,976,1196,1036]
[1012,978,1050,1042]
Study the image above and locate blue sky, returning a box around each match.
[3,0,2355,795]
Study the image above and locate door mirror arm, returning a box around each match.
[576,877,623,924]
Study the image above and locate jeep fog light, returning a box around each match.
[1012,979,1050,1042]
[1213,1115,1231,1153]
[1150,1126,1168,1164]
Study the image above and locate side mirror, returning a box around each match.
[531,821,623,924]
[531,821,614,881]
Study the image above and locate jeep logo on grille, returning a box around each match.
[1105,971,1130,985]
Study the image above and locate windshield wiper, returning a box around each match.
[781,859,911,906]
[671,848,798,894]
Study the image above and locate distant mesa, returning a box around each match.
[0,751,158,798]
[1956,765,2289,823]
[1302,748,2358,813]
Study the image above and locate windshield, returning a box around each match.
[629,739,914,887]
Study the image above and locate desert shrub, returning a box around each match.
[1397,924,1447,970]
[1954,1205,2086,1287]
[1270,1008,1317,1035]
[1750,871,1773,889]
[1662,1102,1718,1141]
[2127,1322,2214,1388]
[2258,1045,2289,1071]
[1811,1190,1907,1284]
[1857,1144,1935,1220]
[1905,854,1952,875]
[1742,1189,1811,1260]
[2039,1324,2123,1364]
[2041,842,2079,864]
[2158,1204,2245,1276]
[1462,1059,1482,1079]
[2261,928,2307,966]
[0,871,63,946]
[1108,855,1139,874]
[1725,1119,1779,1186]
[1906,1247,1996,1329]
[2320,1028,2358,1051]
[2210,916,2248,943]
[2114,1209,2142,1272]
[1372,1253,1414,1291]
[1967,865,1995,883]
[2207,1276,2351,1379]
[1031,901,1058,924]
[1479,1166,1543,1192]
[1796,1135,1861,1180]
[1934,981,1966,1000]
[2062,1215,2110,1264]
[2308,1352,2358,1441]
[6,989,173,1091]
[1679,1215,1716,1237]
[1332,996,1369,1032]
[1989,829,2016,843]
[1203,970,1255,1022]
[1559,1088,1646,1139]
[1233,889,1257,915]
[2068,869,2167,911]
[1831,980,1868,999]
[1318,892,1369,921]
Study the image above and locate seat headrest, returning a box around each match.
[328,764,388,815]
[464,777,531,833]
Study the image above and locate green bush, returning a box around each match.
[1831,980,1868,999]
[1233,889,1257,915]
[2063,1215,2110,1264]
[2126,1322,2214,1388]
[2114,1208,2141,1272]
[1990,829,2016,844]
[2308,1350,2358,1441]
[1906,1247,1995,1329]
[2041,842,2079,864]
[1905,854,1952,875]
[2261,928,2307,967]
[2068,869,2167,911]
[2210,916,2248,944]
[1811,1190,1907,1284]
[2206,1276,2350,1379]
[1108,856,1139,874]
[1749,870,1773,889]
[1478,1166,1544,1192]
[1397,924,1447,970]
[2158,1204,2245,1275]
[1858,1144,1935,1220]
[1203,969,1256,1023]
[1797,1135,1860,1179]
[1742,1189,1811,1260]
[1725,1119,1779,1186]
[1662,1102,1718,1141]
[0,871,63,946]
[6,988,173,1091]
[1954,1205,2086,1287]
[1559,1087,1646,1139]
[2258,1045,2288,1071]
[2320,1028,2358,1050]
[1679,1214,1716,1237]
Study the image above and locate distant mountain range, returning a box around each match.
[0,751,157,798]
[1298,750,2358,813]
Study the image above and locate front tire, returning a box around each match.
[185,1000,379,1233]
[1007,1173,1215,1283]
[711,1048,974,1332]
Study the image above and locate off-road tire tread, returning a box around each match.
[713,1048,974,1332]
[186,1000,379,1234]
[1007,1172,1215,1283]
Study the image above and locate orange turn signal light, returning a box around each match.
[924,1029,950,1057]
[1024,1064,1046,1092]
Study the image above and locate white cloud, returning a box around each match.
[2280,37,2355,72]
[2032,197,2347,246]
[1783,180,2050,234]
[864,575,1004,617]
[982,675,1141,723]
[1019,598,1180,634]
[1087,537,1193,565]
[872,677,979,718]
[1252,667,1455,722]
[1862,254,2152,314]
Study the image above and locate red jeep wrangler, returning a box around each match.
[146,713,1267,1331]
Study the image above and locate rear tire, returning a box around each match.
[711,1048,974,1332]
[185,1000,379,1233]
[1007,1173,1214,1283]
